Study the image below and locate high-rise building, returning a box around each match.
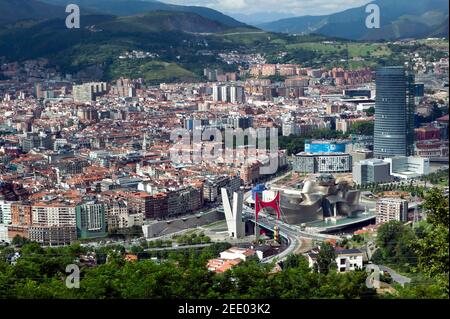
[220,86,229,102]
[230,86,244,103]
[282,120,299,137]
[76,202,107,239]
[374,66,415,158]
[376,198,408,224]
[212,85,244,103]
[0,200,12,224]
[31,202,77,227]
[228,115,253,130]
[352,158,392,185]
[73,82,108,103]
[20,132,53,153]
[212,84,221,102]
[112,78,136,97]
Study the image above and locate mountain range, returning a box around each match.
[1,0,447,41]
[39,0,247,28]
[0,0,447,84]
[0,0,64,25]
[258,0,449,40]
[228,12,296,25]
[0,0,249,29]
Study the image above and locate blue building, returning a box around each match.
[304,140,347,153]
[251,184,266,200]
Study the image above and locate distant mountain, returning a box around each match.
[40,0,248,28]
[228,12,296,26]
[259,15,326,34]
[259,0,449,40]
[428,16,450,38]
[0,0,64,25]
[97,11,241,33]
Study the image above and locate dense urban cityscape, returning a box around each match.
[0,0,448,303]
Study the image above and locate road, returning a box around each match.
[256,216,302,264]
[241,206,340,263]
[366,264,412,287]
[378,265,412,286]
[89,169,336,262]
[239,169,343,263]
[243,169,293,201]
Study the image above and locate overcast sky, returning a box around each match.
[163,0,373,16]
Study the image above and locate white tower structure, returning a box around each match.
[142,133,147,151]
[221,188,245,239]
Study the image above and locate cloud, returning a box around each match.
[220,0,248,10]
[163,0,372,15]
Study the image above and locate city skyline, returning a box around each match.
[0,0,448,303]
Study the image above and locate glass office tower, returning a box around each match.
[374,66,415,158]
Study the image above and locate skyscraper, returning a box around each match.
[374,66,415,158]
[230,86,244,103]
[212,84,221,102]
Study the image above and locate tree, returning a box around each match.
[421,188,449,228]
[348,121,374,135]
[130,245,143,254]
[283,254,310,271]
[315,242,337,274]
[365,106,375,117]
[352,234,363,243]
[412,188,449,293]
[376,221,416,269]
[11,235,30,247]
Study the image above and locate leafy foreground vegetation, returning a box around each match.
[0,242,375,299]
[372,188,449,298]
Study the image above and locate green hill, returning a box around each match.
[0,10,257,84]
[99,11,235,33]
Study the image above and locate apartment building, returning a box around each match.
[73,82,108,103]
[203,175,241,203]
[376,198,409,224]
[239,162,261,186]
[28,199,78,245]
[0,200,12,224]
[28,225,77,246]
[76,202,107,239]
[8,202,33,239]
[105,200,143,231]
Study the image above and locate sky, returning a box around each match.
[162,0,373,16]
